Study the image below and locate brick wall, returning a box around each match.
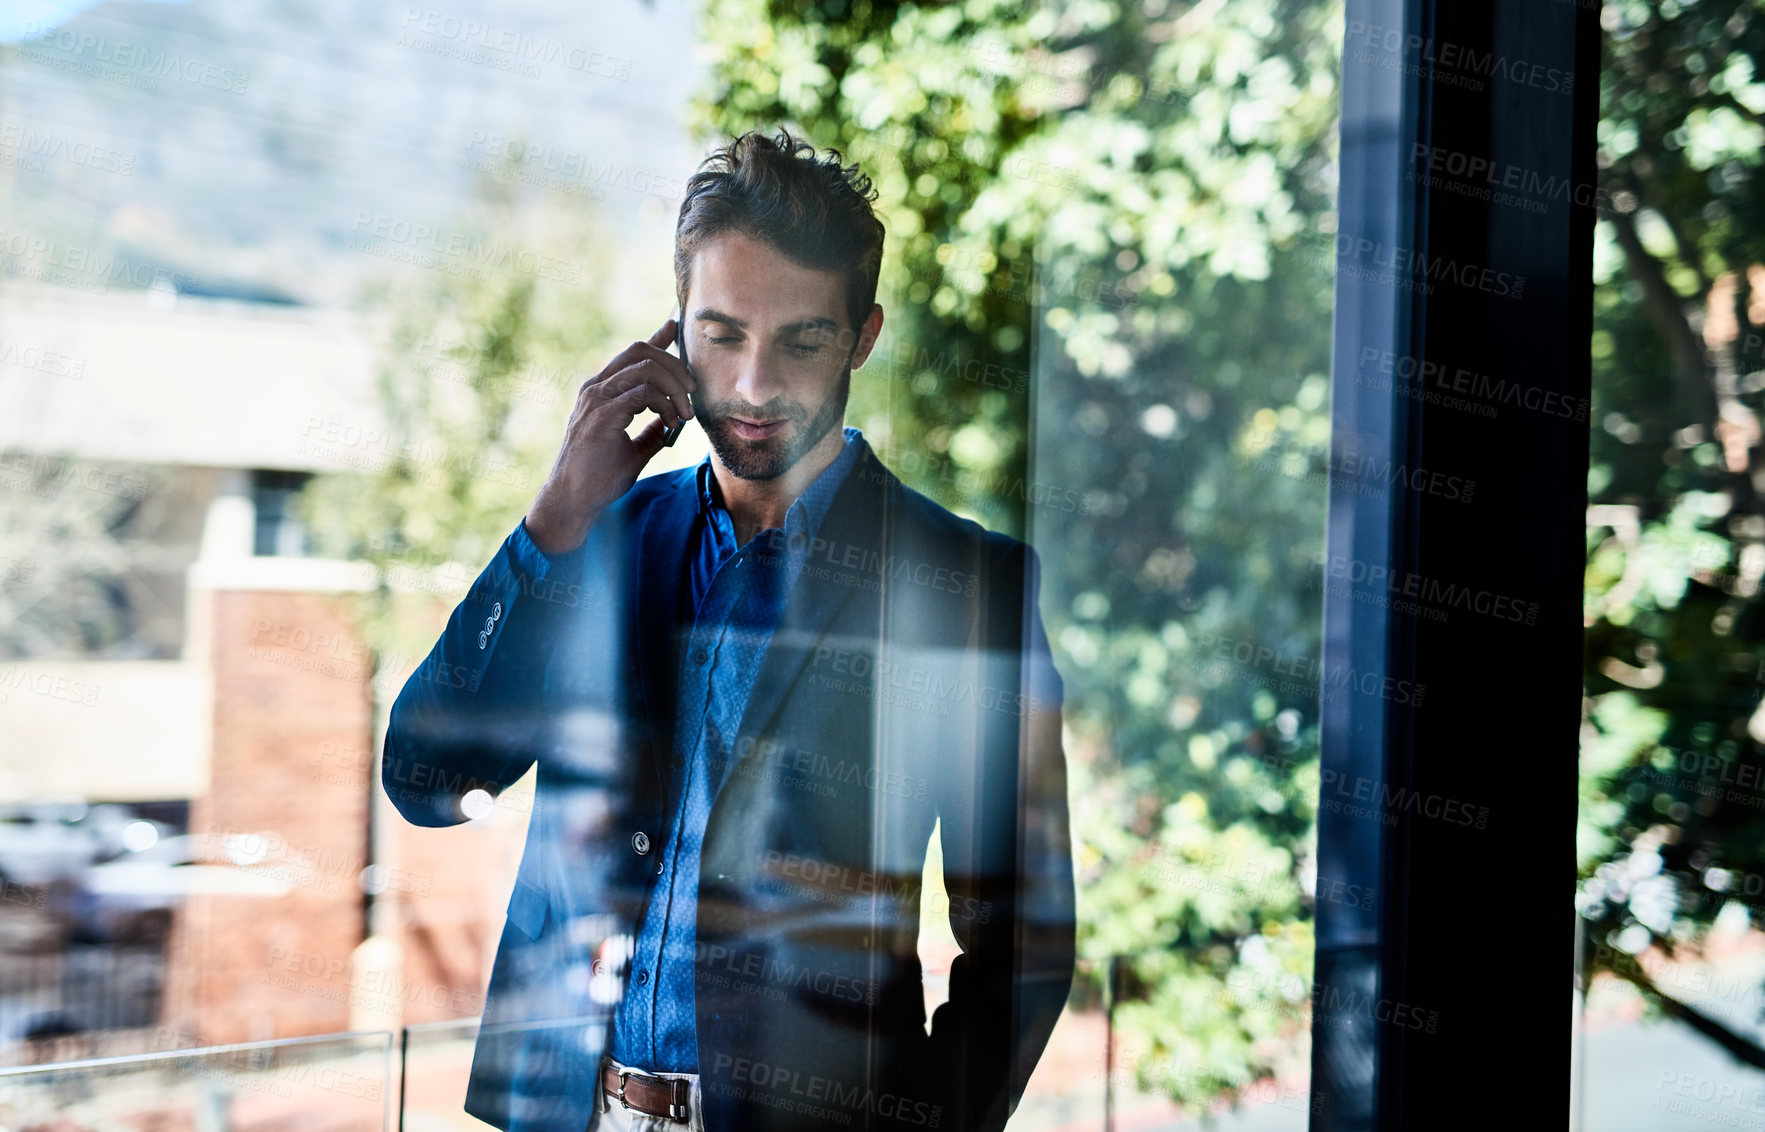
[162,586,372,1044]
[160,584,528,1045]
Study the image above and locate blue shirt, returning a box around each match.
[597,426,868,1072]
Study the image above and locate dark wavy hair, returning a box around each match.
[674,127,885,333]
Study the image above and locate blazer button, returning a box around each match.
[477,631,489,649]
[484,616,497,633]
[631,831,651,855]
[491,601,503,620]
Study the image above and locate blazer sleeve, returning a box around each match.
[926,537,1076,1131]
[381,517,592,827]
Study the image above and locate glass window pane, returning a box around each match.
[0,1,1343,1127]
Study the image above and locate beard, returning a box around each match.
[696,364,851,482]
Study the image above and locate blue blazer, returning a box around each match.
[383,445,1075,1132]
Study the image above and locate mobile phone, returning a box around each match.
[662,310,690,447]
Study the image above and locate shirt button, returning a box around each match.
[692,648,709,665]
[632,831,651,855]
[635,969,650,986]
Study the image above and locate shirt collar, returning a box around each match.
[695,426,867,543]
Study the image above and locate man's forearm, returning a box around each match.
[381,519,595,826]
[922,537,1077,1128]
[923,694,1075,1129]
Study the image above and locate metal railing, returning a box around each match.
[0,1029,395,1130]
[0,957,1318,1132]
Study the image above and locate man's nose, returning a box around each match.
[731,347,783,407]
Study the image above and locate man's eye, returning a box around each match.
[707,335,738,345]
[787,343,821,356]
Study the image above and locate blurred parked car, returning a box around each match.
[0,801,171,888]
[70,833,199,944]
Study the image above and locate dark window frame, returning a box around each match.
[1310,0,1600,1128]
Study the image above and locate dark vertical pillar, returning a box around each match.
[1311,0,1599,1127]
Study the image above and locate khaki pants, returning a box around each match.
[595,1056,705,1132]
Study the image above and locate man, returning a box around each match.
[383,128,1074,1132]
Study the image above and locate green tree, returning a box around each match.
[1578,0,1765,1068]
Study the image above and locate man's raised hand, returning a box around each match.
[523,318,695,555]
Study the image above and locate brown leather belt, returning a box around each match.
[601,1060,691,1123]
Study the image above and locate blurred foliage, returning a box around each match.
[0,453,168,659]
[1578,0,1765,1064]
[298,164,614,674]
[691,0,1341,1110]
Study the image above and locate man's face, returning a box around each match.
[681,230,880,481]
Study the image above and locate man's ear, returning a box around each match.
[849,304,885,370]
